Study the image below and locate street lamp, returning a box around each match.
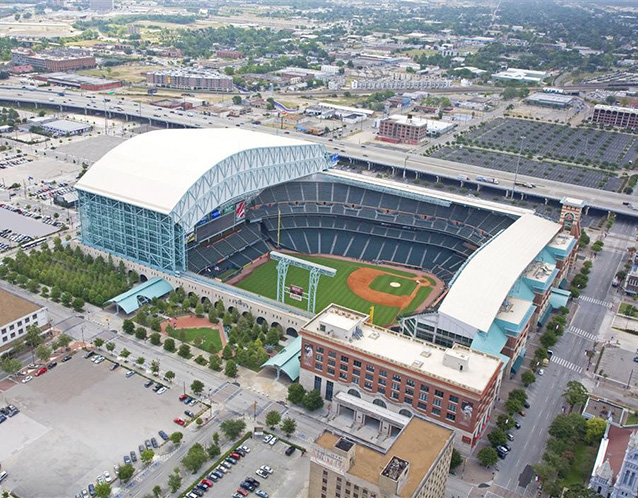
[511,136,526,199]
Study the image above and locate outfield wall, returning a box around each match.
[74,241,312,334]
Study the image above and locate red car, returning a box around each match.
[201,479,214,487]
[179,394,188,401]
[173,418,185,426]
[230,452,242,459]
[34,367,47,377]
[236,489,248,497]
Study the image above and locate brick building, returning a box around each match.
[308,417,454,498]
[216,50,244,59]
[299,304,504,452]
[146,68,233,91]
[378,115,454,144]
[11,49,96,72]
[592,104,638,129]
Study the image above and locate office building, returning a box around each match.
[11,49,96,72]
[309,417,454,498]
[0,288,49,352]
[378,115,454,144]
[592,104,638,129]
[146,68,233,91]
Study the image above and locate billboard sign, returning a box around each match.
[290,284,304,301]
[235,201,246,220]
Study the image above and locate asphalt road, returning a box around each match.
[493,219,635,494]
[0,85,636,218]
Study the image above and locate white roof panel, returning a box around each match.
[438,214,561,332]
[75,128,312,214]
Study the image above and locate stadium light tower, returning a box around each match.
[511,135,526,199]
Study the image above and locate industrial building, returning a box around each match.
[299,304,504,451]
[592,104,638,129]
[308,418,453,498]
[378,115,455,144]
[27,118,92,137]
[492,68,549,83]
[34,72,122,91]
[525,92,576,108]
[0,288,49,352]
[146,68,233,91]
[11,49,96,72]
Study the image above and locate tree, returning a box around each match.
[549,413,586,441]
[563,485,603,498]
[141,448,155,465]
[281,417,297,437]
[450,449,463,472]
[265,327,280,346]
[72,297,85,312]
[123,319,135,334]
[209,355,222,371]
[167,469,182,493]
[288,383,306,405]
[302,389,324,411]
[477,447,498,467]
[95,482,111,498]
[222,344,234,360]
[487,429,507,447]
[117,463,134,482]
[170,431,183,445]
[35,344,51,362]
[191,379,204,394]
[165,370,176,383]
[497,414,514,431]
[220,419,246,440]
[151,360,160,375]
[232,95,242,105]
[120,348,131,359]
[106,342,115,353]
[266,410,281,429]
[195,302,204,317]
[178,343,191,358]
[164,338,176,352]
[208,307,218,323]
[152,485,162,498]
[212,432,220,445]
[182,442,208,473]
[509,389,527,404]
[1,358,21,376]
[521,370,536,387]
[563,381,588,411]
[25,324,43,356]
[585,417,607,445]
[135,327,147,341]
[150,332,161,346]
[94,338,104,349]
[225,359,237,377]
[207,443,221,459]
[505,397,523,415]
[57,333,72,349]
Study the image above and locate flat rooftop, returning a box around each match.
[315,417,452,497]
[304,305,502,393]
[524,260,557,284]
[496,297,532,326]
[0,288,42,328]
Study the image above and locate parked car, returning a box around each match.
[524,402,530,409]
[48,361,57,369]
[145,440,152,450]
[138,444,145,454]
[225,456,237,465]
[514,421,521,430]
[110,363,119,371]
[256,490,269,498]
[125,370,135,378]
[88,483,96,497]
[62,355,72,362]
[144,379,153,388]
[174,418,185,426]
[269,436,279,446]
[506,432,514,441]
[260,465,273,475]
[185,410,195,418]
[130,451,137,463]
[151,437,158,448]
[262,434,272,444]
[157,387,167,395]
[537,368,545,376]
[285,445,296,456]
[22,375,33,383]
[158,430,169,441]
[103,471,111,483]
[179,394,189,401]
[123,455,131,465]
[34,367,47,377]
[256,469,269,479]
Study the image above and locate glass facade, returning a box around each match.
[78,190,185,273]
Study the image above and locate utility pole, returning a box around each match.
[511,135,526,199]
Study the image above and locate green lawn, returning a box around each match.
[560,442,598,488]
[234,254,432,326]
[168,327,222,354]
[369,274,417,296]
[626,412,638,425]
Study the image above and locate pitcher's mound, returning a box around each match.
[390,282,401,288]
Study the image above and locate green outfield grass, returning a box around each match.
[234,254,434,326]
[168,327,222,354]
[369,274,417,296]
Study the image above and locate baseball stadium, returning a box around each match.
[76,128,579,372]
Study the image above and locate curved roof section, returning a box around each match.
[438,214,561,332]
[76,128,328,226]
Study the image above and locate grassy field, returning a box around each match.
[369,273,417,296]
[560,442,598,488]
[234,255,434,326]
[168,327,222,354]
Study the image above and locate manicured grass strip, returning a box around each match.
[369,274,417,296]
[168,327,222,353]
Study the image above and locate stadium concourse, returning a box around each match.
[75,128,580,381]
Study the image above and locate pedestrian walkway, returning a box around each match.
[552,356,583,374]
[567,326,598,342]
[579,295,612,307]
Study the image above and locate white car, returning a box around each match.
[269,436,278,446]
[103,471,111,483]
[189,399,197,406]
[538,368,545,376]
[241,445,251,453]
[262,434,272,444]
[157,387,167,395]
[260,465,273,474]
[96,476,105,485]
[22,375,33,383]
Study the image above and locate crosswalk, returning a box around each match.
[568,326,598,342]
[579,295,612,307]
[551,356,583,374]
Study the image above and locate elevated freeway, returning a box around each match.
[0,85,636,218]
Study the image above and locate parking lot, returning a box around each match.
[198,434,309,498]
[0,353,202,498]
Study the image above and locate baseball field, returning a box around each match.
[233,254,442,326]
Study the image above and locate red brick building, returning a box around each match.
[299,305,504,453]
[592,104,638,129]
[11,49,96,72]
[217,50,244,59]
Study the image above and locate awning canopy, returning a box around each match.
[510,347,527,374]
[550,287,571,309]
[261,336,302,381]
[107,277,173,314]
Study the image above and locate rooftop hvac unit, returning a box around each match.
[369,332,380,340]
[412,360,423,368]
[420,348,432,358]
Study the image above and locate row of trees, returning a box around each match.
[571,260,594,298]
[0,239,135,307]
[265,410,297,437]
[287,383,324,412]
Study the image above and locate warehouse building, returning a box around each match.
[34,72,122,91]
[11,49,96,72]
[525,92,576,108]
[492,68,549,83]
[146,68,233,91]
